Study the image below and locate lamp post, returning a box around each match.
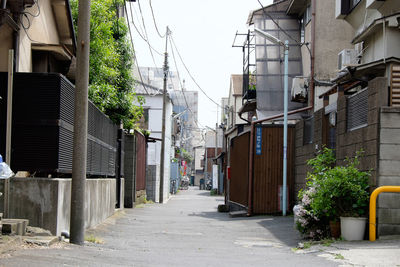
[254,28,289,216]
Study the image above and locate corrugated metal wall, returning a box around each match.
[253,125,295,214]
[135,131,146,191]
[229,132,250,207]
[253,7,305,119]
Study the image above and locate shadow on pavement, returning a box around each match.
[187,210,301,247]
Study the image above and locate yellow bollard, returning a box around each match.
[369,186,400,241]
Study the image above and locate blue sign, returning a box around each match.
[256,126,262,155]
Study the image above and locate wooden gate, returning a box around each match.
[253,125,295,214]
[229,132,250,207]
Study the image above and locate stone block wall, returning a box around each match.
[378,107,400,236]
[146,164,160,202]
[335,78,386,186]
[294,109,324,199]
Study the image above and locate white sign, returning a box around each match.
[212,165,218,189]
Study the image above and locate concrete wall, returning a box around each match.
[336,78,387,185]
[294,109,324,197]
[146,165,159,202]
[0,177,116,236]
[314,0,354,80]
[378,107,400,236]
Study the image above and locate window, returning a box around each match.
[347,88,368,132]
[303,116,314,145]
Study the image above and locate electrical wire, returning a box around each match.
[127,2,163,56]
[124,0,157,97]
[168,37,204,129]
[137,0,161,68]
[169,35,222,109]
[23,0,40,18]
[149,0,165,38]
[256,0,301,45]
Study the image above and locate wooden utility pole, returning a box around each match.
[70,0,91,245]
[159,26,169,203]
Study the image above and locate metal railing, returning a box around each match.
[369,186,400,241]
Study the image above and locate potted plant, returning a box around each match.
[312,150,370,240]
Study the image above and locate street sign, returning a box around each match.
[256,126,262,155]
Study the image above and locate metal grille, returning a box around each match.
[347,88,368,132]
[0,72,118,176]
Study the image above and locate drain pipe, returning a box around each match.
[310,0,316,108]
[1,0,6,9]
[246,0,316,216]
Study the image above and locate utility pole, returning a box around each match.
[159,26,169,203]
[70,0,91,245]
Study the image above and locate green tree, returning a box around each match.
[70,0,143,130]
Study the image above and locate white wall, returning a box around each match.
[142,94,172,202]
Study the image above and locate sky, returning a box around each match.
[127,0,273,129]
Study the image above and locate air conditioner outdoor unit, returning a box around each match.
[366,0,385,9]
[291,77,308,103]
[338,49,357,70]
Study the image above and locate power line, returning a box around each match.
[127,2,163,56]
[168,37,204,129]
[169,35,222,109]
[124,0,157,97]
[137,0,161,68]
[149,0,166,38]
[256,0,301,46]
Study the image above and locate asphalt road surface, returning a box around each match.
[0,187,339,267]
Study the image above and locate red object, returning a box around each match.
[227,166,231,180]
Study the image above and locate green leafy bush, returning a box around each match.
[295,148,370,239]
[70,0,143,130]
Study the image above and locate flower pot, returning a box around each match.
[329,220,341,239]
[340,217,367,241]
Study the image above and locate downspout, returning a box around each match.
[1,0,6,9]
[310,0,316,109]
[247,1,316,216]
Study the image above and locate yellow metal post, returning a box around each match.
[369,186,400,241]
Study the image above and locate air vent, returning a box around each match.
[390,65,400,107]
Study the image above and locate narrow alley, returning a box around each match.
[0,188,337,267]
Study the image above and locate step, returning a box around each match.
[229,210,248,218]
[2,219,29,236]
[23,236,59,247]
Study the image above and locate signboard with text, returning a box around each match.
[256,126,262,155]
